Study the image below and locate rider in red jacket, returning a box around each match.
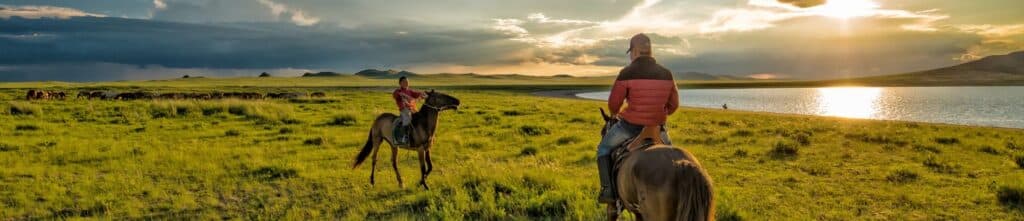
[393,76,425,144]
[596,33,679,203]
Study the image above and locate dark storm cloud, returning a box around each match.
[777,0,827,8]
[0,16,531,81]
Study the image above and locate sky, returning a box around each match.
[0,0,1022,81]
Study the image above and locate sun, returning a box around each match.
[812,0,880,19]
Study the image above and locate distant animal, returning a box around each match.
[353,90,461,189]
[26,90,65,100]
[311,92,326,98]
[599,108,715,221]
[722,103,728,110]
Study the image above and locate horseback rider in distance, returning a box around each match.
[596,33,680,203]
[393,76,425,145]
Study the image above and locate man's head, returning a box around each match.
[626,33,652,61]
[399,76,408,88]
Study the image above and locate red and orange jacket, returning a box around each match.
[393,88,425,111]
[608,56,679,126]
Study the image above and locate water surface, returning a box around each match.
[577,87,1024,128]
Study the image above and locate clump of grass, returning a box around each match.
[246,166,298,181]
[934,137,960,145]
[1014,155,1024,169]
[1007,141,1021,150]
[555,136,581,145]
[464,142,485,149]
[794,133,811,146]
[15,124,39,131]
[769,141,799,158]
[923,157,959,174]
[733,149,748,157]
[520,147,538,156]
[979,146,1003,155]
[996,185,1024,211]
[225,129,241,136]
[8,102,41,116]
[502,110,525,116]
[303,137,324,146]
[731,129,754,137]
[716,120,733,127]
[518,125,550,136]
[912,144,941,154]
[567,117,587,123]
[716,202,747,221]
[279,127,294,134]
[327,114,357,126]
[887,169,919,183]
[0,143,17,152]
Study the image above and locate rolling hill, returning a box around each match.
[840,51,1024,86]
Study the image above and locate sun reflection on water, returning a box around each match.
[816,87,882,118]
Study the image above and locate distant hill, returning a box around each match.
[301,72,346,77]
[841,51,1024,86]
[354,69,418,78]
[672,71,749,81]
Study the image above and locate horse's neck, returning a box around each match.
[413,106,439,136]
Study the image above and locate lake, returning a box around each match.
[576,86,1024,129]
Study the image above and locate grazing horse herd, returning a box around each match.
[24,89,328,101]
[25,90,67,100]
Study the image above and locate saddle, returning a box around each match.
[609,125,665,203]
[392,119,413,146]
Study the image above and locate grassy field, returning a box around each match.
[1,79,1023,220]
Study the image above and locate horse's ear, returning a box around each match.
[429,89,435,94]
[599,108,611,121]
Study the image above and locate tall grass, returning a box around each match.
[7,101,41,115]
[149,100,297,123]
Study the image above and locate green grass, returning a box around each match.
[0,83,1023,220]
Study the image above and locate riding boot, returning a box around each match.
[597,155,616,204]
[396,125,407,144]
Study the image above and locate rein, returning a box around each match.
[422,103,454,111]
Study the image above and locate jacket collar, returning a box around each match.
[630,56,656,65]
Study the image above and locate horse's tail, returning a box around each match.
[352,132,375,169]
[353,114,389,169]
[675,160,715,221]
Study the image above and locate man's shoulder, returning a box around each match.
[617,61,672,81]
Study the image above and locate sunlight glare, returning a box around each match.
[812,0,879,20]
[816,87,882,118]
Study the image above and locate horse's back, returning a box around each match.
[619,145,714,221]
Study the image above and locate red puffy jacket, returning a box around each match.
[608,56,679,126]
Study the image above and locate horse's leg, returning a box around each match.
[391,145,404,188]
[425,148,434,175]
[369,134,382,186]
[417,149,429,190]
[606,204,619,221]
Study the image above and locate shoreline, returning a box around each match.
[529,89,598,100]
[529,89,1024,131]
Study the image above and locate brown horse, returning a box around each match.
[352,90,460,189]
[599,108,715,221]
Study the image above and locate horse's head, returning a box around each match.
[599,108,617,137]
[424,90,461,111]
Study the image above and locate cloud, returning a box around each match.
[955,24,1024,61]
[0,16,546,80]
[0,5,105,19]
[777,0,826,8]
[0,62,314,82]
[153,0,166,10]
[701,0,949,34]
[257,0,319,26]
